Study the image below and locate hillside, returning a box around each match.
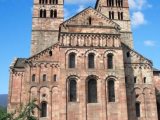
[0,94,8,108]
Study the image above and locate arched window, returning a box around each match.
[143,77,146,83]
[41,101,47,117]
[54,0,58,4]
[68,53,76,68]
[88,17,92,25]
[53,74,57,81]
[40,9,43,18]
[108,79,115,102]
[43,74,47,81]
[136,102,140,117]
[45,0,48,4]
[50,10,54,18]
[49,50,52,56]
[112,11,114,19]
[54,10,57,18]
[88,79,97,103]
[32,74,36,82]
[107,53,113,69]
[107,0,114,6]
[44,9,46,18]
[134,76,137,83]
[69,79,77,102]
[88,53,95,68]
[40,9,46,18]
[39,0,42,4]
[121,12,123,20]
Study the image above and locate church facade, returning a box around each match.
[8,0,160,120]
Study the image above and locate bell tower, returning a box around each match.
[31,0,64,55]
[95,0,133,48]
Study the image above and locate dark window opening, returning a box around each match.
[40,9,46,18]
[125,76,127,84]
[108,79,115,102]
[88,79,97,103]
[69,79,77,102]
[53,74,57,81]
[109,11,114,19]
[41,102,47,117]
[144,77,146,83]
[69,53,76,68]
[88,17,92,25]
[88,53,95,68]
[136,102,140,117]
[49,50,52,56]
[118,12,123,20]
[127,51,130,57]
[134,77,137,83]
[54,0,58,4]
[50,10,54,18]
[54,10,57,18]
[43,74,47,82]
[107,53,113,69]
[107,0,114,6]
[32,74,36,82]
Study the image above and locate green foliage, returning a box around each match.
[0,99,40,120]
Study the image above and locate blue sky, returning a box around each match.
[0,0,160,94]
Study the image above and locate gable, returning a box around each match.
[27,42,60,63]
[60,7,120,34]
[122,43,152,65]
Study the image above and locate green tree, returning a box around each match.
[0,99,40,120]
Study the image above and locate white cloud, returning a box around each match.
[131,11,146,27]
[77,5,85,12]
[144,40,155,47]
[65,0,95,4]
[129,0,152,10]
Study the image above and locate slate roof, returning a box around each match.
[14,58,26,68]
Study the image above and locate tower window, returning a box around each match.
[53,74,57,81]
[118,12,123,20]
[69,79,77,102]
[136,102,141,117]
[134,76,137,83]
[50,10,54,18]
[107,0,114,7]
[50,9,58,18]
[107,53,113,69]
[144,77,146,83]
[41,101,47,117]
[40,9,46,18]
[108,79,115,102]
[54,0,58,4]
[54,10,57,18]
[109,11,114,19]
[32,74,36,82]
[68,53,76,68]
[116,0,123,7]
[88,79,97,103]
[43,74,47,82]
[88,53,95,68]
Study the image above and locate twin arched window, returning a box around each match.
[49,0,58,4]
[69,79,77,102]
[68,53,76,68]
[40,9,46,18]
[108,79,115,102]
[88,53,95,68]
[41,101,47,117]
[136,102,140,117]
[88,79,97,103]
[50,10,57,18]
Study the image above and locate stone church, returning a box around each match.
[8,0,160,119]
